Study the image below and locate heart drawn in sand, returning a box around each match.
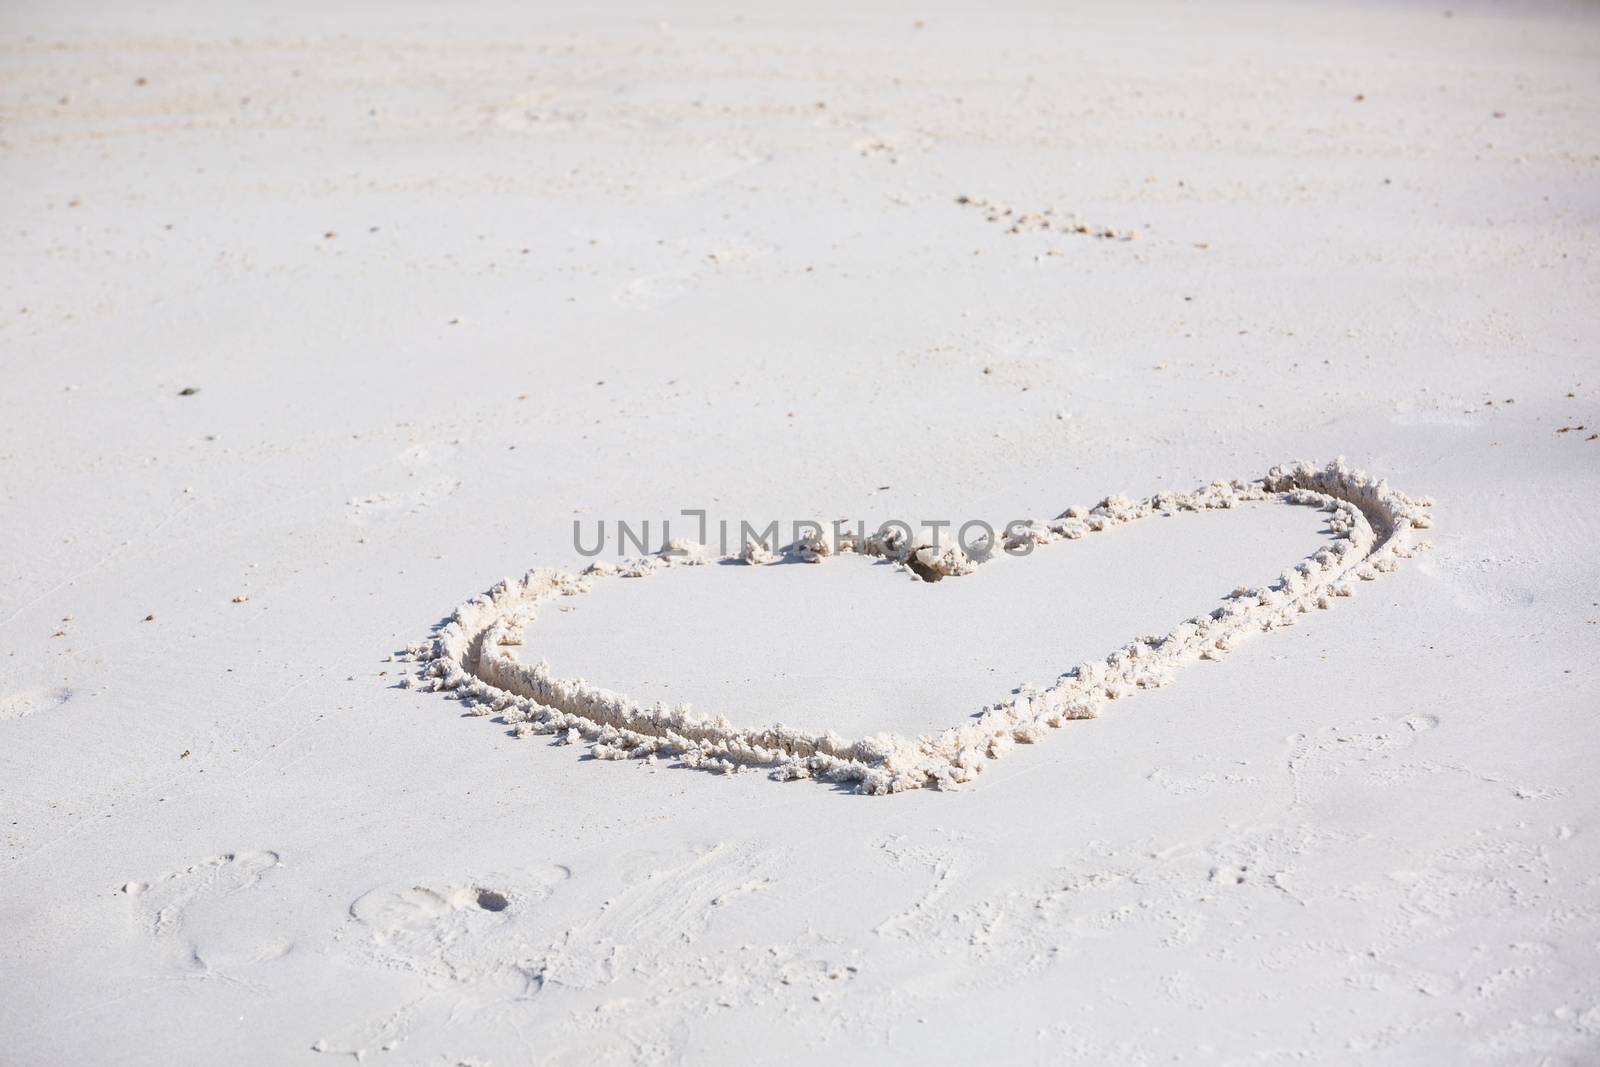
[402,460,1432,794]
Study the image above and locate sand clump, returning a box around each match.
[956,194,1141,242]
[401,460,1432,794]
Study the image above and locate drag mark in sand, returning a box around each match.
[400,460,1432,794]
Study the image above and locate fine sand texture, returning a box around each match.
[3,0,1599,1063]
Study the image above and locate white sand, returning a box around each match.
[3,0,1599,1062]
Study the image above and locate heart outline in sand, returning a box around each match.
[403,460,1432,793]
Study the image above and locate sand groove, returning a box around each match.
[402,460,1432,793]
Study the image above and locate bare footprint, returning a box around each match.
[320,867,572,1057]
[0,686,73,722]
[351,883,517,932]
[346,866,570,979]
[124,849,285,973]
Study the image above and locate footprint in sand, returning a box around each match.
[345,867,570,979]
[313,867,571,1059]
[0,686,73,722]
[123,849,287,973]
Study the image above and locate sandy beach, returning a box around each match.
[3,0,1599,1062]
